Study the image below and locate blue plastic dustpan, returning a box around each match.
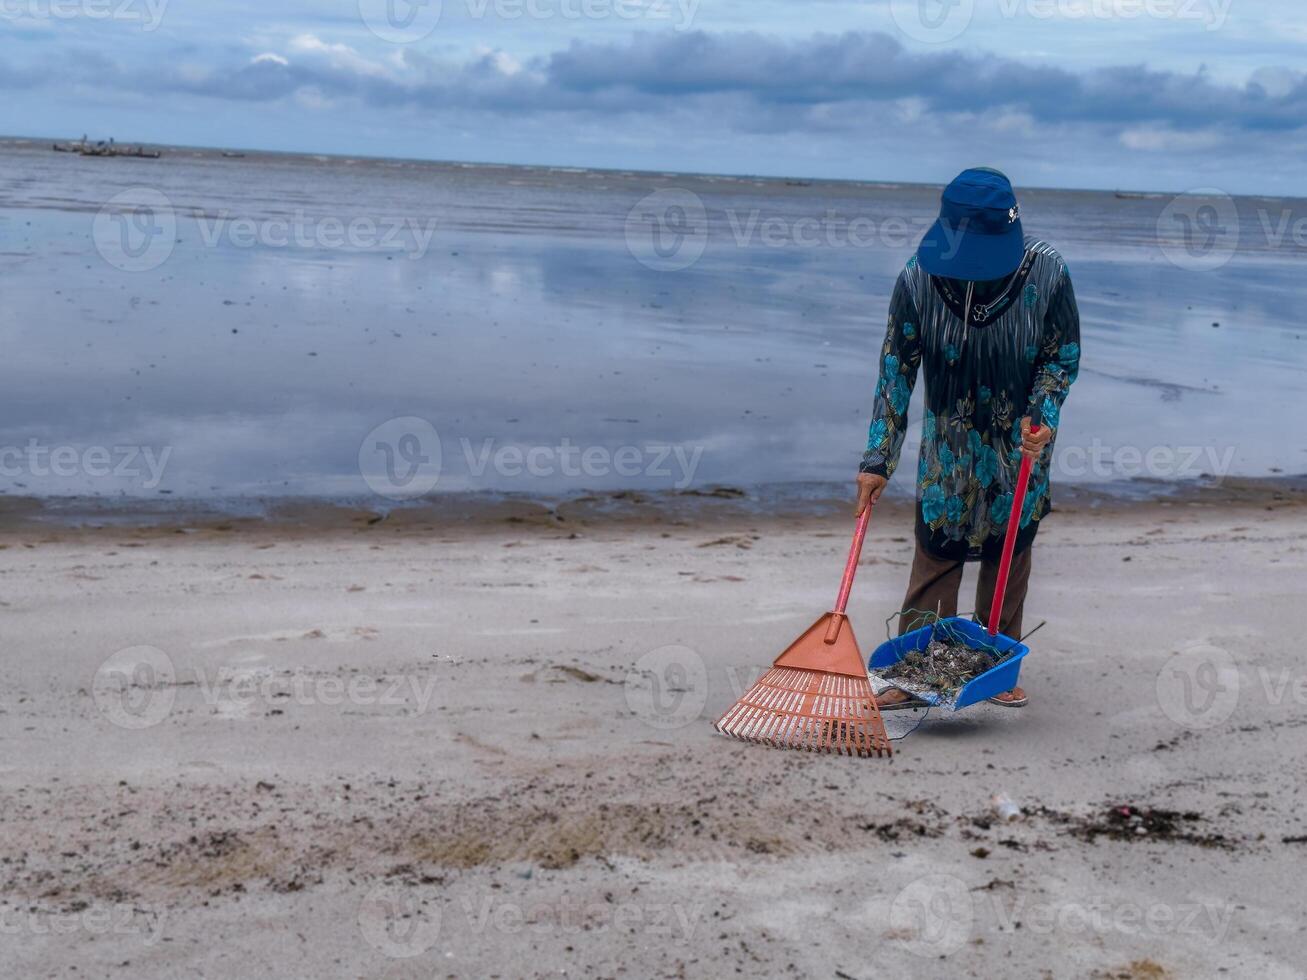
[868,617,1029,711]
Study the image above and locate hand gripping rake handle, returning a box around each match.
[988,423,1040,637]
[823,505,873,644]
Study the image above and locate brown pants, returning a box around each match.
[899,540,1032,638]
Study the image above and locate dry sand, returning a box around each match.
[2,483,1306,979]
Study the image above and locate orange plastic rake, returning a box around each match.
[714,507,890,758]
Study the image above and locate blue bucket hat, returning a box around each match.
[917,167,1025,281]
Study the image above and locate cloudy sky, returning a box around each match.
[1,0,1304,193]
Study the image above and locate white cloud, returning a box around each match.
[491,51,523,77]
[287,34,393,79]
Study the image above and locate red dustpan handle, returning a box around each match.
[823,505,872,644]
[988,423,1040,637]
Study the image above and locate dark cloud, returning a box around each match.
[183,57,305,102]
[545,31,1307,132]
[6,29,1306,135]
[149,46,552,113]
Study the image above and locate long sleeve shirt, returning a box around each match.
[861,238,1081,561]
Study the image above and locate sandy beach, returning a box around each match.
[6,3,1307,979]
[2,481,1305,978]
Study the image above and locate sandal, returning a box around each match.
[874,689,932,712]
[987,688,1029,708]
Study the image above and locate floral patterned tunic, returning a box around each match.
[860,238,1081,561]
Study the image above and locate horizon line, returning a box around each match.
[2,132,1296,202]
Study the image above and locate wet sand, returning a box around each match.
[2,483,1306,978]
[4,138,1306,499]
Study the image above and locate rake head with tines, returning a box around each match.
[714,507,890,758]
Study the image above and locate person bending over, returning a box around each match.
[856,167,1081,709]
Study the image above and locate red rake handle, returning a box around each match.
[988,424,1039,637]
[823,505,872,644]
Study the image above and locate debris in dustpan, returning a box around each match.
[868,423,1044,719]
[873,624,1015,708]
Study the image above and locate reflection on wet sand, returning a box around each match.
[0,139,1302,503]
